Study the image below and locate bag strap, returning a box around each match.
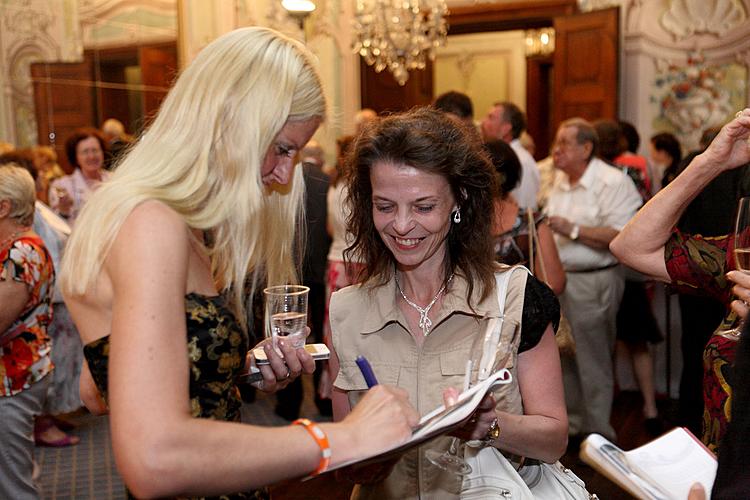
[478,266,530,380]
[526,208,549,283]
[494,266,522,317]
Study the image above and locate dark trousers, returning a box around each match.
[275,282,327,420]
[678,294,726,436]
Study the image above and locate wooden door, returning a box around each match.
[552,7,619,130]
[360,59,433,114]
[526,54,553,160]
[31,58,96,173]
[140,43,178,122]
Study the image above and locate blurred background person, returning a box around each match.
[48,128,110,225]
[100,118,133,170]
[546,117,642,442]
[481,101,540,210]
[433,90,476,129]
[30,146,65,205]
[354,108,377,135]
[487,139,566,295]
[0,154,80,448]
[275,139,332,419]
[320,135,365,404]
[617,120,654,195]
[594,119,663,435]
[649,132,682,189]
[0,164,56,499]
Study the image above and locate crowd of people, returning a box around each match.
[2,24,750,499]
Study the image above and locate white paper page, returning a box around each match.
[626,428,717,500]
[412,368,512,439]
[321,368,513,474]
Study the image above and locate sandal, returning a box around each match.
[34,418,80,447]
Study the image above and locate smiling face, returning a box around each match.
[371,161,456,273]
[261,117,321,186]
[76,136,104,178]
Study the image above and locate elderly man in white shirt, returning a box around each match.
[546,117,642,441]
[481,101,541,209]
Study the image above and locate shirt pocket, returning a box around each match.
[335,361,402,409]
[438,347,475,390]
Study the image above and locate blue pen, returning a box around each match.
[355,355,379,388]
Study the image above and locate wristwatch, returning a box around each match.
[483,417,500,444]
[569,224,580,241]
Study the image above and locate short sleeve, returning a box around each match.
[0,238,54,313]
[519,275,560,353]
[1,240,38,288]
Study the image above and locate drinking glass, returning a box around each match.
[719,197,750,339]
[425,317,505,476]
[263,285,310,349]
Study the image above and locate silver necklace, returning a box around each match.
[395,273,454,336]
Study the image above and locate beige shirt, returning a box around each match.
[546,157,641,271]
[332,268,528,500]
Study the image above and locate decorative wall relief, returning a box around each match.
[651,52,747,150]
[660,0,747,39]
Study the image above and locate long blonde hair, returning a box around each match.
[60,27,326,327]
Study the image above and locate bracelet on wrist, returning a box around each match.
[292,418,331,476]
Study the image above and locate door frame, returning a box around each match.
[446,0,577,158]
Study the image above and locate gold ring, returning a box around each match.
[737,110,744,119]
[277,368,291,381]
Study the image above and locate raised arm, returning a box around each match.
[610,109,750,281]
[104,202,417,498]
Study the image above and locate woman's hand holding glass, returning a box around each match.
[728,270,750,322]
[246,332,315,393]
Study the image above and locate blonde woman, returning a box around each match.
[60,27,417,499]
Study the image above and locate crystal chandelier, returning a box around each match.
[353,0,449,86]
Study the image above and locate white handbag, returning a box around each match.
[460,267,595,499]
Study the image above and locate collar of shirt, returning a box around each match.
[558,157,598,191]
[357,270,502,335]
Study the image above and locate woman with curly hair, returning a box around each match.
[329,107,567,498]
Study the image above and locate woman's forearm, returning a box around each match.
[491,411,568,463]
[611,107,750,278]
[112,413,361,498]
[610,153,717,280]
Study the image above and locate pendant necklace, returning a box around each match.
[396,272,454,336]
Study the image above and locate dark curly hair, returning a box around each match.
[345,106,499,304]
[65,127,107,169]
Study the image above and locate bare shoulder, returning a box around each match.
[121,200,187,236]
[106,200,191,286]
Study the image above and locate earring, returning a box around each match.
[453,209,461,224]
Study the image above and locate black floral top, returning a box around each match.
[84,293,267,500]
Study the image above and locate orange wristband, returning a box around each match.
[292,418,331,475]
